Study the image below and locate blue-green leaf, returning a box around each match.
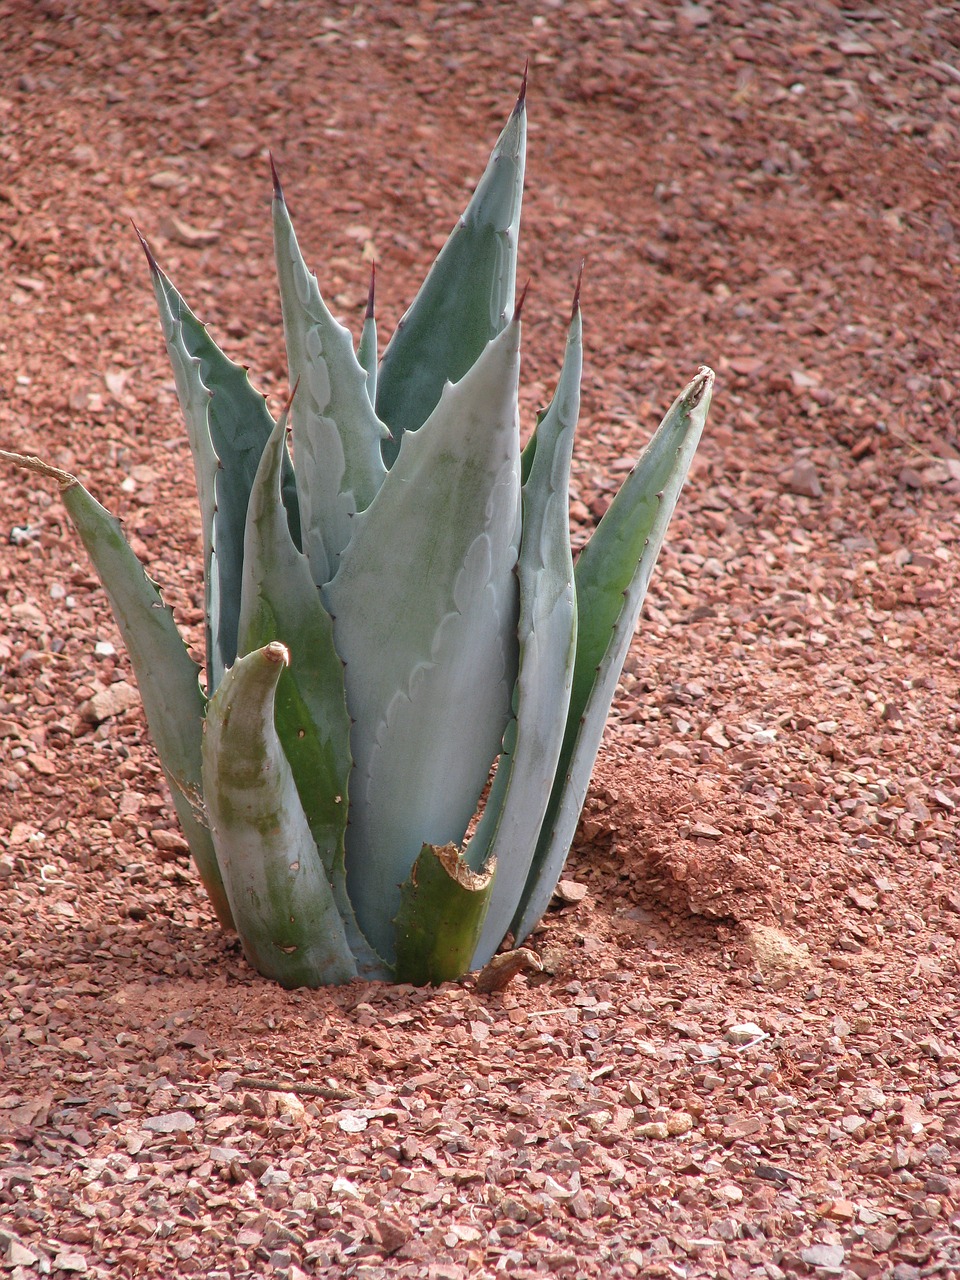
[237,408,389,979]
[0,450,232,929]
[325,319,523,963]
[272,170,388,587]
[202,642,357,989]
[144,237,300,688]
[376,82,526,464]
[513,367,714,942]
[357,265,378,406]
[469,301,582,967]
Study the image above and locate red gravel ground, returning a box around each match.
[2,2,960,1278]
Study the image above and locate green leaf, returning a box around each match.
[272,171,389,587]
[237,408,390,980]
[145,240,300,688]
[0,450,233,930]
[325,319,523,963]
[376,82,526,464]
[202,642,357,989]
[395,844,495,986]
[469,301,582,967]
[512,367,714,942]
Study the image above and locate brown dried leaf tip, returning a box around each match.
[572,259,585,321]
[269,152,284,201]
[366,261,376,319]
[513,60,529,116]
[513,278,530,325]
[475,947,544,995]
[132,221,160,276]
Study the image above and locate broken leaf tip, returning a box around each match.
[0,449,76,491]
[263,641,290,667]
[689,366,715,407]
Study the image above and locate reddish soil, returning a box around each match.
[2,2,960,1277]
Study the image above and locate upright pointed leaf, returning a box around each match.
[141,240,219,687]
[513,368,714,942]
[272,170,389,587]
[146,243,300,688]
[0,450,233,929]
[325,320,523,962]
[237,410,389,979]
[376,83,526,463]
[395,844,495,986]
[202,642,357,989]
[357,265,378,406]
[469,302,582,967]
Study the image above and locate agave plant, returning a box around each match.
[1,82,713,988]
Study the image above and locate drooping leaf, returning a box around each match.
[376,79,526,464]
[512,367,714,942]
[0,450,233,929]
[144,237,300,688]
[395,844,495,986]
[272,167,389,587]
[469,299,582,967]
[201,642,357,989]
[237,408,389,979]
[325,318,523,963]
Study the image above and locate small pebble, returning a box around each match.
[141,1111,196,1134]
[725,1022,765,1045]
[789,458,823,498]
[800,1243,845,1270]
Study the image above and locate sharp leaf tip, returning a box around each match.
[572,259,585,320]
[366,261,376,319]
[513,61,528,115]
[132,222,160,274]
[513,278,531,323]
[269,152,284,200]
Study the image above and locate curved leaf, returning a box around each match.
[237,410,389,979]
[202,642,357,989]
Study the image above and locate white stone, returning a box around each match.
[725,1022,765,1045]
